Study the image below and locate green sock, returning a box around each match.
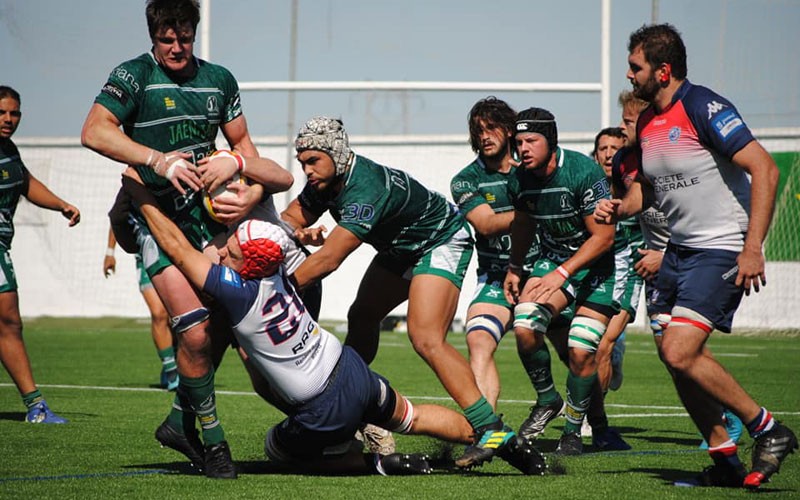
[464,396,500,430]
[182,369,225,446]
[165,389,194,433]
[563,371,598,435]
[157,346,177,372]
[519,343,559,405]
[22,389,43,409]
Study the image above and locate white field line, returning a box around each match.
[2,383,797,417]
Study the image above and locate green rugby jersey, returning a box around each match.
[299,155,467,262]
[451,158,539,274]
[94,52,243,189]
[0,140,29,250]
[509,148,611,261]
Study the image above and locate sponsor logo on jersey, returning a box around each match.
[707,100,727,119]
[652,172,700,193]
[1,170,8,180]
[668,126,681,143]
[206,96,219,114]
[712,110,745,141]
[221,266,242,286]
[457,192,475,205]
[111,66,140,93]
[101,83,128,105]
[164,96,176,110]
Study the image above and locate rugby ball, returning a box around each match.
[203,150,247,223]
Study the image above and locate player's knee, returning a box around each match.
[567,316,607,353]
[513,302,552,334]
[466,314,505,345]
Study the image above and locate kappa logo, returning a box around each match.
[707,100,727,119]
[560,194,570,209]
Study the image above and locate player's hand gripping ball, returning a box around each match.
[203,149,247,223]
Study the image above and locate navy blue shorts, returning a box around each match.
[651,243,744,333]
[266,346,396,462]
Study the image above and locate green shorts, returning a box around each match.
[470,271,516,308]
[375,224,474,289]
[133,191,225,278]
[135,254,154,292]
[0,250,17,293]
[531,253,618,314]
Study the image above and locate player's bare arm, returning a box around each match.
[731,141,780,294]
[81,103,202,194]
[292,226,362,290]
[465,204,515,239]
[24,172,80,226]
[503,209,536,304]
[527,214,614,304]
[120,170,212,288]
[280,198,322,234]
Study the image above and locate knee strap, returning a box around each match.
[567,316,607,352]
[513,302,552,334]
[170,307,210,334]
[466,314,506,343]
[650,313,671,337]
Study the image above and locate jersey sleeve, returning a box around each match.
[297,183,331,219]
[578,160,612,217]
[93,57,147,123]
[611,145,641,194]
[451,167,485,215]
[684,85,754,160]
[202,264,260,324]
[218,65,244,124]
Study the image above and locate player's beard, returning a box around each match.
[632,73,660,103]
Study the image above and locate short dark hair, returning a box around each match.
[628,23,687,79]
[468,97,516,154]
[0,86,21,104]
[146,0,200,39]
[592,127,625,157]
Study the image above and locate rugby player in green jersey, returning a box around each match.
[283,116,525,470]
[81,0,292,479]
[504,107,617,455]
[0,86,80,424]
[450,97,539,410]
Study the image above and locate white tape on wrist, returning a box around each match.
[105,247,115,257]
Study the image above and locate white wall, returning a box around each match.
[12,132,800,330]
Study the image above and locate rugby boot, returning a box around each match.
[498,436,547,475]
[155,419,205,472]
[744,423,798,489]
[555,432,583,456]
[455,419,516,469]
[25,401,68,424]
[518,394,565,440]
[377,453,432,475]
[204,440,237,479]
[674,462,746,488]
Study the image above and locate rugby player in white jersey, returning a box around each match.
[119,169,545,476]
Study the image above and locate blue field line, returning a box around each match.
[0,469,172,483]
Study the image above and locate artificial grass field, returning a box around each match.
[0,317,798,499]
